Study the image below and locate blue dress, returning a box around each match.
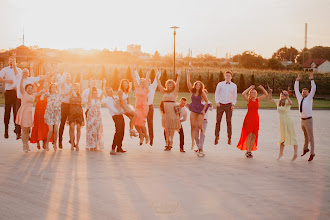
[189,94,208,114]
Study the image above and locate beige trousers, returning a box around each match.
[301,118,315,155]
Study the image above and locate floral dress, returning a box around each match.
[44,93,64,125]
[86,99,104,149]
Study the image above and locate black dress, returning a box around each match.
[68,93,84,125]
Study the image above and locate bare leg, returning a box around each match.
[70,122,75,150]
[197,114,204,134]
[169,130,175,148]
[190,113,198,149]
[21,127,29,151]
[141,125,149,144]
[53,125,59,151]
[292,145,298,162]
[46,125,53,151]
[246,133,252,154]
[76,124,81,150]
[250,134,256,152]
[135,125,143,144]
[129,112,137,130]
[278,143,284,160]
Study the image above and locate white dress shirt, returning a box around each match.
[294,80,316,118]
[105,96,122,116]
[60,83,72,104]
[135,70,161,105]
[180,106,188,122]
[202,101,213,120]
[0,66,22,90]
[82,88,104,104]
[16,73,40,99]
[215,81,237,105]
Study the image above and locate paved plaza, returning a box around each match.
[0,108,329,219]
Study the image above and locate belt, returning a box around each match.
[219,103,232,105]
[302,117,312,120]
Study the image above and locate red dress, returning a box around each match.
[30,90,53,143]
[236,98,259,151]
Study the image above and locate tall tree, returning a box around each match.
[207,73,215,93]
[161,69,168,86]
[239,51,265,69]
[272,46,299,61]
[219,71,225,82]
[250,74,256,86]
[153,51,160,61]
[126,66,132,81]
[268,58,284,70]
[112,68,120,89]
[149,69,156,82]
[238,74,245,93]
[100,65,107,80]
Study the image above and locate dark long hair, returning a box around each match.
[191,81,204,96]
[119,79,130,93]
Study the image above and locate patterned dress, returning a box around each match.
[86,99,104,149]
[68,92,84,125]
[44,93,63,125]
[134,87,149,126]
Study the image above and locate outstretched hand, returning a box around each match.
[309,73,314,80]
[296,74,301,81]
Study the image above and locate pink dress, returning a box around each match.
[134,87,149,126]
[86,99,104,149]
[16,93,36,128]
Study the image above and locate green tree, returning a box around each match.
[198,74,202,82]
[161,69,168,86]
[272,46,299,61]
[239,51,265,69]
[238,74,245,93]
[138,69,144,78]
[149,69,155,82]
[126,66,132,81]
[250,74,256,86]
[100,65,107,80]
[112,68,120,89]
[87,67,93,80]
[296,49,312,64]
[153,51,160,61]
[268,58,284,70]
[207,73,215,93]
[219,71,225,82]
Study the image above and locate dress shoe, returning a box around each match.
[117,148,127,153]
[308,154,315,161]
[150,139,153,146]
[180,149,185,152]
[59,142,63,149]
[228,138,231,145]
[301,149,310,156]
[214,136,219,145]
[4,130,9,139]
[16,133,21,140]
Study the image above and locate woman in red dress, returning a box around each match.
[30,80,53,149]
[236,85,268,158]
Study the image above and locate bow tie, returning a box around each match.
[226,82,230,85]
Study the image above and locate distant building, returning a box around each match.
[281,61,293,66]
[302,59,330,73]
[127,44,141,54]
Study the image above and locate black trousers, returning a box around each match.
[4,89,17,132]
[215,103,232,139]
[147,104,154,141]
[112,115,125,151]
[59,102,70,143]
[163,125,184,150]
[16,98,21,134]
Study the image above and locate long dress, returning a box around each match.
[30,90,53,143]
[134,87,149,126]
[275,99,297,146]
[16,93,35,128]
[161,92,181,131]
[44,93,63,125]
[68,93,84,125]
[236,98,259,151]
[86,99,104,149]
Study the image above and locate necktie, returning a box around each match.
[300,98,304,113]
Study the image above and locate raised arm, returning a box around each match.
[156,71,165,93]
[186,70,193,92]
[99,79,106,101]
[308,73,316,99]
[294,74,302,100]
[175,70,181,93]
[20,74,26,96]
[242,85,254,102]
[286,95,293,106]
[132,67,139,88]
[268,88,275,103]
[257,85,268,101]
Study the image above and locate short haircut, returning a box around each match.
[180,97,187,101]
[225,71,233,76]
[25,83,33,91]
[302,88,309,92]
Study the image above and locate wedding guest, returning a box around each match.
[178,97,188,152]
[295,73,316,161]
[236,85,268,158]
[68,76,84,151]
[30,79,53,149]
[82,78,103,117]
[58,73,73,149]
[194,89,213,157]
[132,68,150,145]
[86,82,104,151]
[104,86,126,155]
[117,79,138,138]
[16,75,44,152]
[135,67,161,146]
[0,54,21,139]
[156,70,181,151]
[214,71,237,145]
[268,89,298,161]
[187,68,208,150]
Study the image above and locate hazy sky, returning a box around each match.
[0,0,329,58]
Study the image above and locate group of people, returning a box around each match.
[0,54,316,161]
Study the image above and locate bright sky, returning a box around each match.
[0,0,329,58]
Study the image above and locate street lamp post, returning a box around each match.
[170,26,179,78]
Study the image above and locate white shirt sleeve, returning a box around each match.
[135,70,140,81]
[308,80,316,99]
[0,68,4,78]
[294,81,302,101]
[232,84,237,105]
[149,72,160,91]
[215,83,221,104]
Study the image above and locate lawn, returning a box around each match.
[1,92,330,109]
